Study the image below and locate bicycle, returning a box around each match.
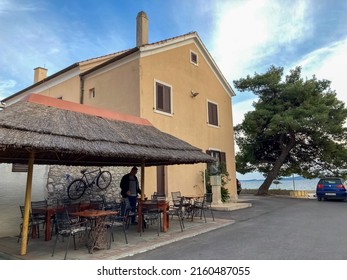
[67,168,112,200]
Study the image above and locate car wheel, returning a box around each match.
[317,197,322,201]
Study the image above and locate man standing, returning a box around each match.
[120,166,141,224]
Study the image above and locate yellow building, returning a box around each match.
[3,11,237,200]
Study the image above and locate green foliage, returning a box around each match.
[233,65,347,194]
[203,163,231,202]
[221,186,230,202]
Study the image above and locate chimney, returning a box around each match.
[136,11,148,47]
[34,67,47,83]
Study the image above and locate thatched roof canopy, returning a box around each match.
[0,94,214,166]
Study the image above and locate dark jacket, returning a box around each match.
[120,173,141,198]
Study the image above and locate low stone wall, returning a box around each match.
[46,165,137,204]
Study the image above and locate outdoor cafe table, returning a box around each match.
[182,194,204,203]
[179,195,204,219]
[70,209,118,253]
[31,203,91,241]
[137,199,170,233]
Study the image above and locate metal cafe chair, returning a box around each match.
[192,193,215,222]
[18,205,46,243]
[89,198,104,210]
[51,209,89,260]
[141,197,165,236]
[167,196,185,231]
[103,202,129,248]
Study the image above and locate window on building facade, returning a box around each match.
[89,88,96,98]
[12,163,28,172]
[207,101,219,126]
[190,50,198,65]
[206,150,226,175]
[155,81,172,114]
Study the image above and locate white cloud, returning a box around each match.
[0,79,16,100]
[294,38,347,105]
[211,0,312,81]
[232,97,256,126]
[0,0,42,13]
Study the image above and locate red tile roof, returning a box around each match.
[24,94,152,126]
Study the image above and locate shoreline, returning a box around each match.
[241,188,315,196]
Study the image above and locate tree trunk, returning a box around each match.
[256,133,296,195]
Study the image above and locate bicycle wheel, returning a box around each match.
[67,179,87,200]
[96,171,112,190]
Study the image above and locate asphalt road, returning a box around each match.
[122,195,347,260]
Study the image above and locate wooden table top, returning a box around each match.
[70,209,118,218]
[181,195,204,199]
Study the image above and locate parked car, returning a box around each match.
[237,179,242,195]
[316,177,347,201]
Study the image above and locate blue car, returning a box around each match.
[316,177,347,201]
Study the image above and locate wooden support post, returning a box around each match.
[20,151,35,255]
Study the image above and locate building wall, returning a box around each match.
[0,40,237,238]
[82,58,141,116]
[0,164,49,237]
[35,75,81,103]
[0,164,136,237]
[138,42,236,198]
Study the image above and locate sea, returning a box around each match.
[240,177,319,191]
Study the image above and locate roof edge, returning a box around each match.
[24,94,153,126]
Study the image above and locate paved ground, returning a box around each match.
[0,201,251,260]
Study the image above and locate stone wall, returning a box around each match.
[46,165,140,205]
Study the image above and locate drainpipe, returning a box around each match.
[80,75,84,104]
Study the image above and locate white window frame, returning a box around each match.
[154,80,173,116]
[207,99,219,127]
[190,50,198,66]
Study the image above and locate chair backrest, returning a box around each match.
[171,191,181,200]
[90,198,104,210]
[31,200,48,208]
[65,202,80,214]
[19,205,35,222]
[54,210,72,232]
[204,193,213,205]
[57,198,72,207]
[105,201,122,211]
[19,205,26,218]
[171,191,181,206]
[31,200,48,217]
[152,193,166,200]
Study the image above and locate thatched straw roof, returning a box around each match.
[0,94,214,166]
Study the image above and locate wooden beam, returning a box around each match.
[20,151,34,255]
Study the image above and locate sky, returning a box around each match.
[1,0,347,180]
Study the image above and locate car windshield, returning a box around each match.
[319,179,342,184]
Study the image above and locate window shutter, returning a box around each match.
[157,84,164,110]
[208,102,218,126]
[156,82,171,114]
[163,86,171,113]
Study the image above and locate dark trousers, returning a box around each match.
[128,196,137,223]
